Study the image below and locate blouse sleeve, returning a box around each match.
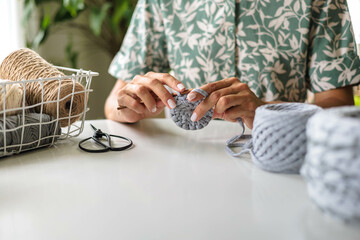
[308,0,360,92]
[108,0,170,81]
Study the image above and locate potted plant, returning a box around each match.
[23,0,137,68]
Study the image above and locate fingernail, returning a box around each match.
[187,93,196,101]
[177,83,185,91]
[191,112,197,122]
[167,99,176,109]
[152,107,157,112]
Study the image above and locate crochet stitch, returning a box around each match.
[170,88,213,130]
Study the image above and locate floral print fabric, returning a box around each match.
[109,0,360,102]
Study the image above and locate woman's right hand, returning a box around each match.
[106,72,185,123]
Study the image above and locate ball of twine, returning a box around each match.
[170,90,213,130]
[0,112,61,157]
[250,103,321,173]
[0,48,85,127]
[301,106,360,223]
[0,79,23,116]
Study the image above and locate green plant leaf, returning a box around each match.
[34,0,59,4]
[63,0,85,17]
[89,3,112,36]
[355,95,360,106]
[54,4,82,23]
[31,10,52,48]
[22,0,35,27]
[41,12,51,29]
[65,35,79,68]
[32,28,48,48]
[110,1,129,35]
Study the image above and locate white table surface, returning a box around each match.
[0,119,359,240]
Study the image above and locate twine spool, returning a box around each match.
[0,113,61,157]
[0,48,85,127]
[170,88,213,130]
[0,79,23,116]
[246,103,321,173]
[301,106,360,223]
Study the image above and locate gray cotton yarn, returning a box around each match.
[0,113,61,157]
[225,118,252,156]
[250,103,321,173]
[301,106,360,223]
[170,88,213,130]
[228,103,321,173]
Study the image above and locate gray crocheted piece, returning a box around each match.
[170,89,213,130]
[227,103,321,174]
[301,106,360,223]
[0,113,61,157]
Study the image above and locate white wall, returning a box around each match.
[0,0,24,62]
[348,0,360,51]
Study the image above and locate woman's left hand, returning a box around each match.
[187,77,265,129]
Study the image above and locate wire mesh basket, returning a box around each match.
[0,66,98,157]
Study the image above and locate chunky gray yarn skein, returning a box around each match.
[0,113,61,156]
[228,103,321,173]
[301,106,360,223]
[170,88,213,130]
[251,103,321,173]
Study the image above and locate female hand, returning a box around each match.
[187,77,265,129]
[116,72,185,123]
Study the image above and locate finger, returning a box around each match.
[133,75,177,109]
[191,87,238,122]
[145,72,185,92]
[156,100,165,108]
[120,108,145,123]
[147,101,166,115]
[222,106,255,128]
[214,92,248,114]
[223,106,254,122]
[126,84,158,112]
[187,78,237,102]
[117,94,146,114]
[213,109,225,119]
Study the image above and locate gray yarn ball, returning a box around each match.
[170,94,213,130]
[301,106,360,223]
[250,103,321,173]
[0,113,61,156]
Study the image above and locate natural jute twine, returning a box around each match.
[0,48,85,127]
[301,106,360,223]
[0,79,24,116]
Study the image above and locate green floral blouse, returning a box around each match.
[109,0,360,102]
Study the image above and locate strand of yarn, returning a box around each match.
[301,106,360,223]
[225,118,252,156]
[0,113,61,157]
[227,103,321,174]
[0,48,85,127]
[170,88,213,130]
[0,79,24,116]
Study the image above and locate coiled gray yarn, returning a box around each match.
[0,113,61,156]
[301,106,360,223]
[228,103,321,173]
[170,88,213,130]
